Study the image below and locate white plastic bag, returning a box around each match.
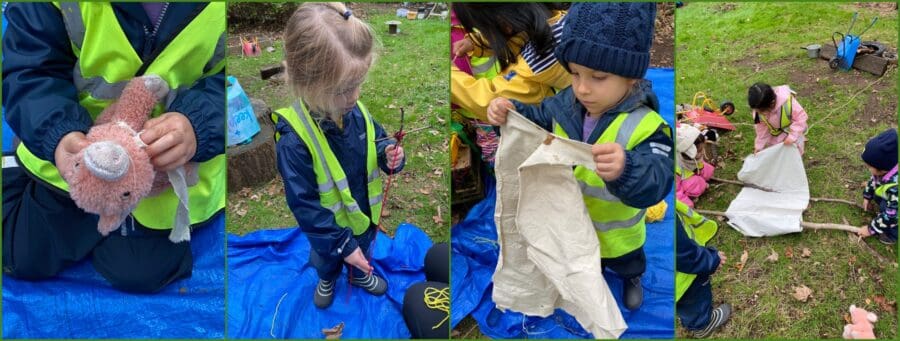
[492,111,627,339]
[725,143,809,236]
[226,76,261,146]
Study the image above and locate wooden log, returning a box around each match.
[227,116,278,192]
[260,64,285,80]
[819,43,888,76]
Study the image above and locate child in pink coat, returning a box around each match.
[747,82,809,154]
[676,123,715,208]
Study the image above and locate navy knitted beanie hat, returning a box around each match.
[555,2,656,79]
[862,129,898,171]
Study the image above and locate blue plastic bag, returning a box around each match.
[226,75,261,146]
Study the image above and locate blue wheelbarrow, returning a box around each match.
[830,12,877,71]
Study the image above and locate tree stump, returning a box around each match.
[227,99,278,192]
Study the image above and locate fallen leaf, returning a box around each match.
[801,248,811,258]
[433,215,444,224]
[417,188,432,195]
[736,250,749,272]
[322,322,344,339]
[236,208,247,217]
[250,194,260,201]
[785,246,794,259]
[766,250,779,262]
[179,287,187,294]
[874,295,897,314]
[381,208,391,217]
[792,285,812,302]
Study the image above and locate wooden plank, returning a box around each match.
[818,43,888,76]
[260,64,284,80]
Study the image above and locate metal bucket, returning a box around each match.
[804,44,821,58]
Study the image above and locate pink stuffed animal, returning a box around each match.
[843,305,877,339]
[62,75,181,236]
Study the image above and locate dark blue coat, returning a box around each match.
[675,217,721,276]
[3,2,224,164]
[511,81,674,208]
[276,106,403,259]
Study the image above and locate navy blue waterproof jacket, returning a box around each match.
[3,2,224,165]
[276,106,404,260]
[512,80,674,208]
[675,217,721,276]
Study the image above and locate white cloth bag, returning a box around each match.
[725,143,809,236]
[492,111,627,339]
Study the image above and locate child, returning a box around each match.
[857,129,898,245]
[452,3,571,120]
[747,82,809,154]
[675,199,731,338]
[273,2,405,309]
[487,2,672,310]
[676,123,715,208]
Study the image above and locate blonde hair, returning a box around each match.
[283,2,376,116]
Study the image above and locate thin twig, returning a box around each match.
[709,178,864,209]
[710,177,744,186]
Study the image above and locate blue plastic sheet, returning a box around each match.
[450,68,676,339]
[227,223,434,339]
[2,215,226,338]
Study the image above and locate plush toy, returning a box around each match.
[843,304,877,339]
[62,75,195,242]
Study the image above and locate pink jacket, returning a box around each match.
[753,85,808,154]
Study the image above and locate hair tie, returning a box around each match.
[342,10,352,20]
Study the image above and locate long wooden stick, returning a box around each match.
[694,209,860,232]
[709,178,864,209]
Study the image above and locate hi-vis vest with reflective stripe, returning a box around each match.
[16,2,226,229]
[674,199,718,301]
[553,106,668,258]
[272,101,383,236]
[760,95,793,136]
[675,159,704,179]
[470,55,500,79]
[876,182,898,200]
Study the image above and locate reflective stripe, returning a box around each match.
[2,156,18,169]
[204,33,226,74]
[369,168,380,182]
[73,63,189,105]
[471,56,498,74]
[578,180,620,202]
[615,106,652,147]
[294,102,340,201]
[58,2,85,50]
[593,209,646,232]
[369,194,383,207]
[325,201,342,213]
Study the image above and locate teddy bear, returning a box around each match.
[61,75,196,242]
[843,304,877,339]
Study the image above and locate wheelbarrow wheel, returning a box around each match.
[719,101,735,116]
[829,58,841,70]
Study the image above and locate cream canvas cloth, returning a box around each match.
[492,111,627,339]
[725,143,809,236]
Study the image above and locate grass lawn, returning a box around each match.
[225,5,450,245]
[676,2,897,338]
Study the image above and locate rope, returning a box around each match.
[423,287,450,329]
[806,73,887,133]
[270,292,288,338]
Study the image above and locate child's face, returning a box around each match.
[330,78,364,114]
[868,164,887,177]
[569,63,637,116]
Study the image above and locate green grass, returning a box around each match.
[677,3,897,338]
[226,7,450,244]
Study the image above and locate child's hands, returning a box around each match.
[343,247,373,274]
[55,131,91,174]
[857,226,873,237]
[863,198,871,212]
[718,251,727,267]
[453,38,473,57]
[487,98,514,125]
[784,135,796,146]
[385,144,404,170]
[140,112,197,172]
[592,143,626,181]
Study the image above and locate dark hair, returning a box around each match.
[454,3,558,71]
[747,82,776,110]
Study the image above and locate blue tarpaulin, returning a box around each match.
[2,215,226,338]
[450,68,676,339]
[227,223,434,339]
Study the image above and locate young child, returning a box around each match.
[676,123,715,208]
[487,2,672,310]
[675,199,731,338]
[747,82,809,154]
[452,3,571,120]
[857,129,898,245]
[273,2,405,309]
